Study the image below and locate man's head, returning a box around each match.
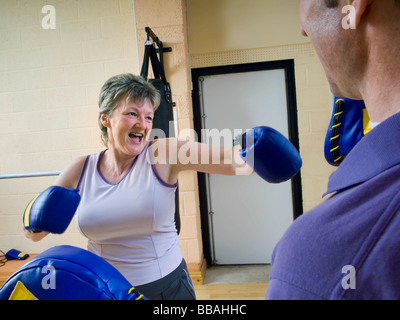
[324,0,400,8]
[299,0,400,101]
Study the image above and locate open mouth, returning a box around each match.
[128,132,144,143]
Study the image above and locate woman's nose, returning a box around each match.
[134,116,146,129]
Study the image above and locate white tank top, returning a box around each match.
[76,142,182,286]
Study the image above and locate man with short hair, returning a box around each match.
[266,0,400,299]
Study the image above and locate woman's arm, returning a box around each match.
[23,156,87,242]
[53,156,88,189]
[151,138,253,185]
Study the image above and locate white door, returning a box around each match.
[199,68,294,264]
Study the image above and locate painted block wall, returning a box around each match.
[0,0,139,254]
[0,0,336,279]
[187,0,336,212]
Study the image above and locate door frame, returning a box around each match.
[191,59,303,266]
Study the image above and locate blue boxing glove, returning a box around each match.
[23,186,81,234]
[236,126,302,183]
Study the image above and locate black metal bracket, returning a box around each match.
[145,26,172,69]
[145,26,172,53]
[157,47,172,53]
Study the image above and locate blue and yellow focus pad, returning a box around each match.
[324,97,370,166]
[0,245,147,300]
[23,186,81,234]
[5,249,29,261]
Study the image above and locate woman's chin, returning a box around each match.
[127,140,146,155]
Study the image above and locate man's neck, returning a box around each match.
[360,42,400,123]
[361,71,400,123]
[359,6,400,123]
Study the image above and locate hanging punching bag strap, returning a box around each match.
[141,43,174,114]
[140,43,152,80]
[140,42,166,84]
[149,45,166,82]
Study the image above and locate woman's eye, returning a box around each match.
[128,112,137,116]
[146,116,153,121]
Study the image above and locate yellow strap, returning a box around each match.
[332,122,341,129]
[128,287,144,300]
[334,156,343,162]
[330,134,340,141]
[128,287,136,294]
[334,111,343,117]
[24,194,40,228]
[17,252,26,258]
[330,146,339,152]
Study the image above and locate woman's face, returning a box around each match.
[102,98,154,158]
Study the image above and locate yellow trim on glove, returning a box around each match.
[363,108,371,135]
[24,194,40,228]
[128,287,144,300]
[9,281,38,300]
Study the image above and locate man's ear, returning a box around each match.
[352,0,370,28]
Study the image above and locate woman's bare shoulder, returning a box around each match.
[53,155,89,189]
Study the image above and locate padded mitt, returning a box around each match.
[0,245,146,300]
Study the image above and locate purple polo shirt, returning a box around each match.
[266,112,400,300]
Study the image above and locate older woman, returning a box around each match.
[25,73,252,300]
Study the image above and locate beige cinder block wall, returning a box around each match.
[134,0,205,278]
[0,0,335,285]
[188,0,336,212]
[0,0,139,253]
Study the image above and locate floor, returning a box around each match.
[194,264,270,300]
[202,264,270,284]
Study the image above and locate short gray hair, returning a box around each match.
[98,73,161,147]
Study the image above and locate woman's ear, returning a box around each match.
[100,114,110,128]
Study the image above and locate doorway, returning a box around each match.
[192,60,302,266]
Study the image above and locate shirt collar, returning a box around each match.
[324,112,400,197]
